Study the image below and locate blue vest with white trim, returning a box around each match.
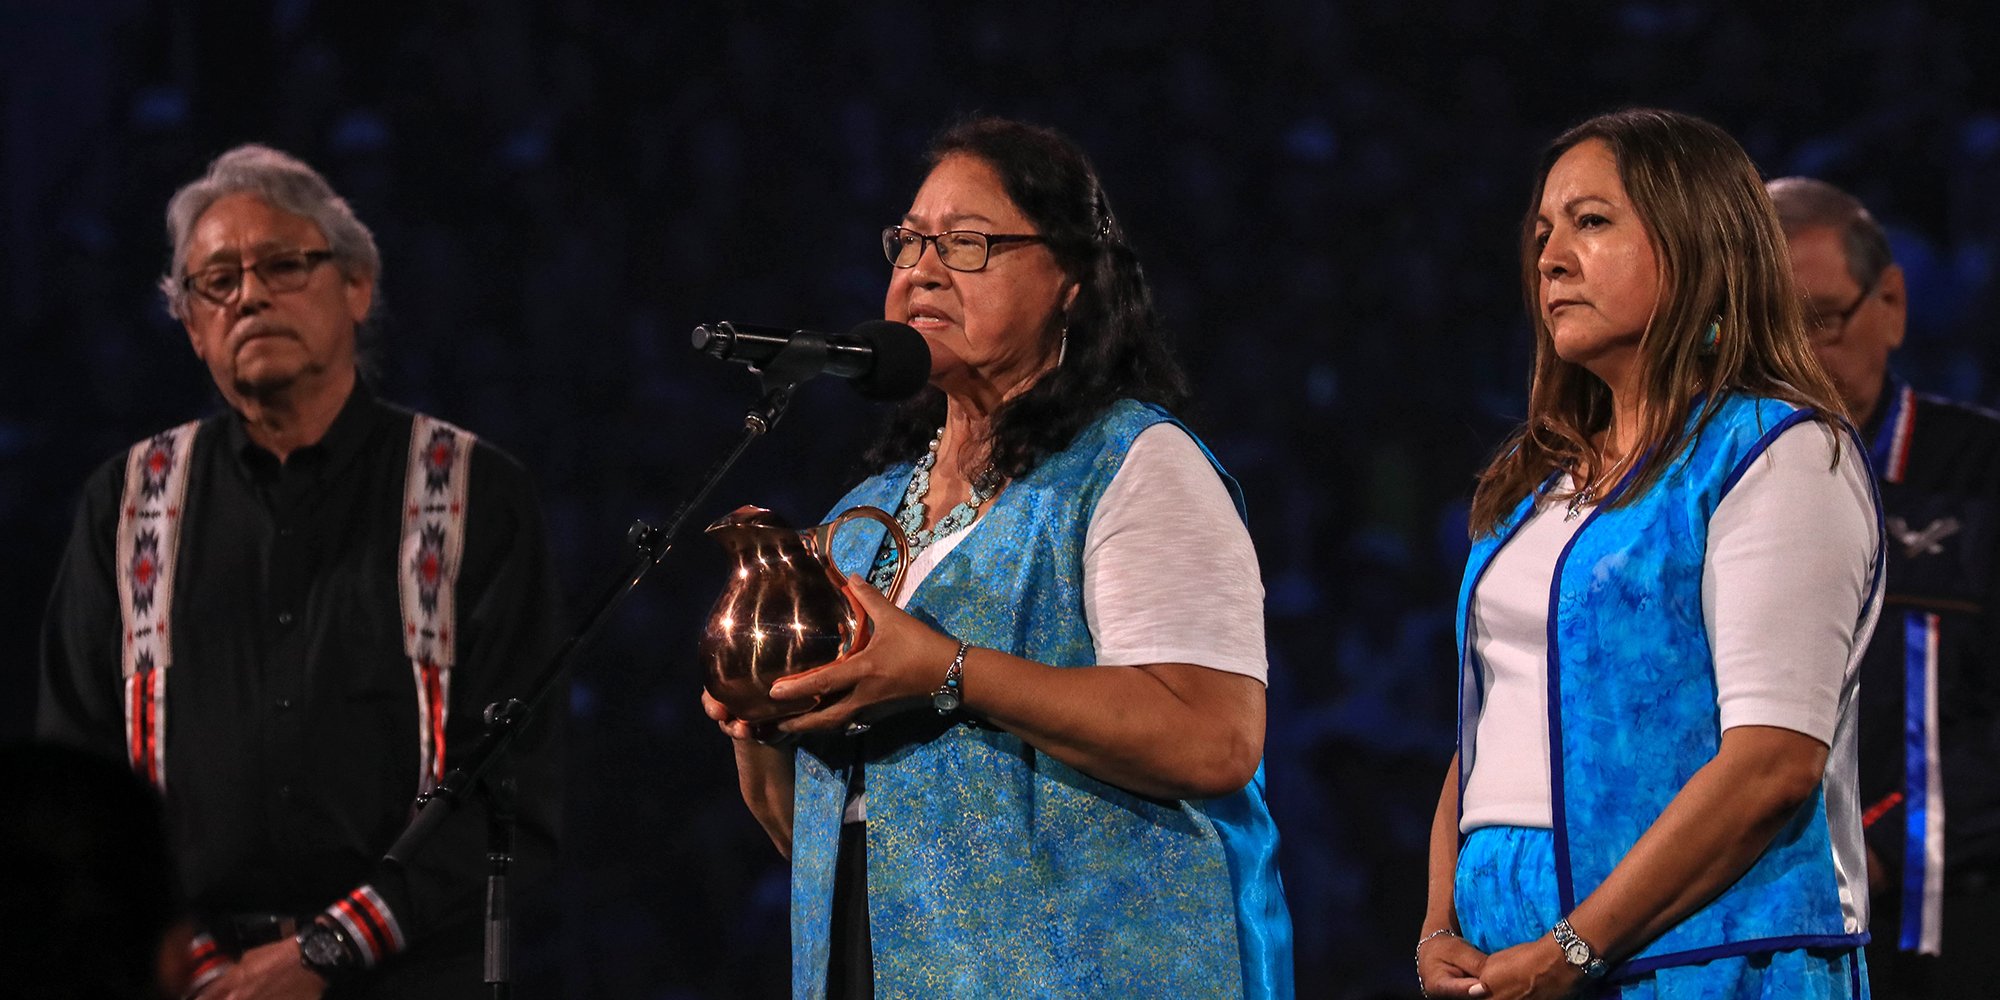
[789,399,1292,1000]
[1454,394,1880,976]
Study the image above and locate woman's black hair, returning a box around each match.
[861,116,1189,478]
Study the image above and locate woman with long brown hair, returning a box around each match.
[1416,109,1882,998]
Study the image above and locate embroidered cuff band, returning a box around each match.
[186,931,231,992]
[322,884,407,969]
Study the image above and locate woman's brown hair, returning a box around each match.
[1468,108,1845,538]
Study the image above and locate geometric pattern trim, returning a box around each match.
[400,414,473,793]
[114,420,200,791]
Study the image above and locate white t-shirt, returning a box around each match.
[889,422,1268,681]
[845,422,1267,822]
[1460,420,1879,832]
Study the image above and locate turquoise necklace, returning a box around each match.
[867,427,1000,593]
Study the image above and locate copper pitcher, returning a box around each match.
[699,504,910,724]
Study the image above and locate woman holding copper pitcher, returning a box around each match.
[701,116,1292,999]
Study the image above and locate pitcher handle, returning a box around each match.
[823,505,913,602]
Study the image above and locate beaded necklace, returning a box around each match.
[867,427,1000,593]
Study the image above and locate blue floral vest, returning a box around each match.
[1455,394,1881,977]
[790,400,1292,999]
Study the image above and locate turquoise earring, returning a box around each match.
[1701,319,1720,354]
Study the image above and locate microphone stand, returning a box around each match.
[381,337,830,995]
[481,774,514,995]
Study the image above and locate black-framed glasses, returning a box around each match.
[181,248,337,306]
[1804,277,1878,343]
[881,226,1044,272]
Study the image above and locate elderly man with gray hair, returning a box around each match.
[1770,176,2000,1000]
[39,145,562,999]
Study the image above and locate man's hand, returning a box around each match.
[195,939,327,1000]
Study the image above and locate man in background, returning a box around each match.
[39,145,561,999]
[1772,176,2000,998]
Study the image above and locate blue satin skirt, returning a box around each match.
[1454,826,1867,999]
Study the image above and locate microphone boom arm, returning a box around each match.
[743,326,832,399]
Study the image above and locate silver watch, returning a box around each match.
[931,640,969,714]
[1551,918,1607,979]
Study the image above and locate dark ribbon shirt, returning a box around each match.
[38,387,562,971]
[1858,375,2000,885]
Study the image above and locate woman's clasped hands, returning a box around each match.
[1419,931,1586,1000]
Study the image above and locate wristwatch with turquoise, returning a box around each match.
[932,640,969,714]
[1552,917,1608,979]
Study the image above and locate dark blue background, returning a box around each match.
[5,3,1997,996]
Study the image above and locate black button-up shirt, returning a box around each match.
[38,388,562,976]
[1857,376,2000,884]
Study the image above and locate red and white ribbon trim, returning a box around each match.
[323,884,407,967]
[115,421,200,791]
[400,415,473,792]
[186,930,231,991]
[1884,383,1917,484]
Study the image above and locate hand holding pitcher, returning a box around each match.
[697,504,909,725]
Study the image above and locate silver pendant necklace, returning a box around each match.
[1564,486,1596,522]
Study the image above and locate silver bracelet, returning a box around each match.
[1414,928,1457,997]
[930,639,969,715]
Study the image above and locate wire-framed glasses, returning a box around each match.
[1805,277,1879,344]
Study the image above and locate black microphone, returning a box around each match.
[691,320,930,401]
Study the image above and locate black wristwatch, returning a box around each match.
[297,921,358,981]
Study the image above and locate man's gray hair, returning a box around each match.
[158,144,380,319]
[1766,176,1895,291]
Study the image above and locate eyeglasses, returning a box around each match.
[181,249,337,306]
[1804,277,1878,344]
[881,226,1044,272]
